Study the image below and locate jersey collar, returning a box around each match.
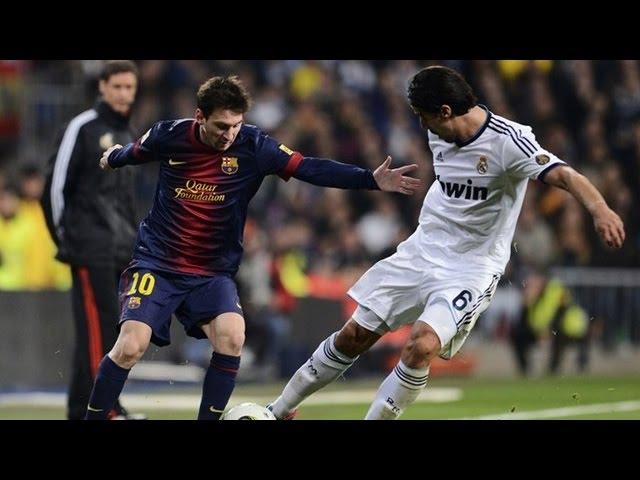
[455,104,491,148]
[95,99,131,129]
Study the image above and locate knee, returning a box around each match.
[402,328,441,367]
[334,320,379,358]
[215,331,245,356]
[111,335,147,368]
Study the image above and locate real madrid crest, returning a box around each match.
[536,154,550,165]
[222,157,239,175]
[477,156,488,174]
[99,132,114,150]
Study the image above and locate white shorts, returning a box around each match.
[348,247,500,359]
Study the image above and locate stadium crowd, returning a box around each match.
[1,60,638,375]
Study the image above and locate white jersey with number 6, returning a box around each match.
[348,106,566,353]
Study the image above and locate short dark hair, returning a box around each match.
[197,75,252,118]
[408,66,477,116]
[19,163,42,179]
[99,60,139,82]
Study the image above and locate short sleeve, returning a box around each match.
[502,124,566,181]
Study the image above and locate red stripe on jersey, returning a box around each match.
[279,152,303,181]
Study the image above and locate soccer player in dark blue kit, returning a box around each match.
[85,75,421,420]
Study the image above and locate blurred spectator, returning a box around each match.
[246,85,288,131]
[497,60,553,82]
[611,60,640,150]
[510,269,590,375]
[0,167,70,290]
[290,61,326,101]
[356,195,402,258]
[0,185,29,289]
[17,164,71,289]
[0,61,26,161]
[4,58,640,365]
[513,190,557,270]
[557,197,592,266]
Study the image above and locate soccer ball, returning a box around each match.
[220,402,276,420]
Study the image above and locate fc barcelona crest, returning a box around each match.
[222,157,239,175]
[477,156,488,174]
[128,296,141,309]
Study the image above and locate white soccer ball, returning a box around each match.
[220,402,276,420]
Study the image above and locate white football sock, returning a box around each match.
[270,332,357,419]
[365,360,429,420]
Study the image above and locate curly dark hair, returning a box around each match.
[197,75,252,118]
[407,66,477,116]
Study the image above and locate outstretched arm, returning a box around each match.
[100,140,158,169]
[99,144,125,170]
[543,165,625,248]
[292,155,421,195]
[373,156,422,195]
[100,123,160,170]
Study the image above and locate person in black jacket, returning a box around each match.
[42,60,145,420]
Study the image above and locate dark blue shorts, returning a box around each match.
[117,261,243,346]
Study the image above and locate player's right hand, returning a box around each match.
[99,144,123,170]
[593,204,625,249]
[373,156,422,195]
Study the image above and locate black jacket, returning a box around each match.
[42,100,139,267]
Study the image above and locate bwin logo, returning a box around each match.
[436,175,488,200]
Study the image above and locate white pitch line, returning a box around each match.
[6,392,638,418]
[297,388,461,406]
[458,400,640,420]
[0,388,461,411]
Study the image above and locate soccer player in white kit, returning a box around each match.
[268,65,626,420]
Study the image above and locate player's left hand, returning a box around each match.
[99,144,123,170]
[373,156,421,195]
[593,204,625,248]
